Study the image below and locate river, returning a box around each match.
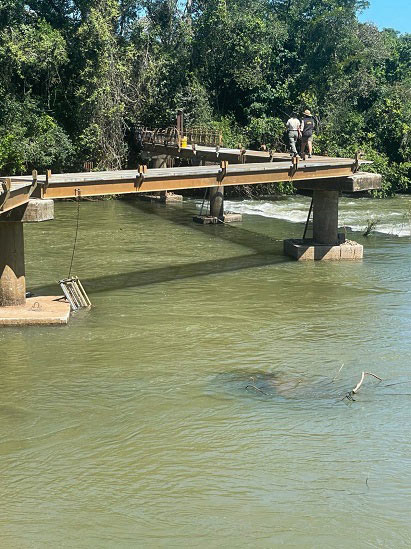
[1,194,411,547]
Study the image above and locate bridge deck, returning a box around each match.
[0,156,378,215]
[143,143,359,164]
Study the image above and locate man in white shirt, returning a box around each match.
[286,113,301,157]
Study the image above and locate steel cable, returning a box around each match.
[68,190,80,278]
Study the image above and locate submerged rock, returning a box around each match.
[211,370,345,401]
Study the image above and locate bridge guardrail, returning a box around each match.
[138,126,223,148]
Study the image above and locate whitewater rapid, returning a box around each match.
[210,195,411,237]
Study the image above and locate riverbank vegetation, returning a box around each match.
[0,0,410,196]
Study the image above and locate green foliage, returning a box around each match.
[246,116,285,150]
[366,83,411,163]
[25,113,74,171]
[0,133,25,174]
[0,95,74,174]
[360,147,411,197]
[174,76,213,126]
[211,116,247,148]
[5,20,67,80]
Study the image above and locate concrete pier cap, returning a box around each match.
[1,198,54,223]
[21,198,54,222]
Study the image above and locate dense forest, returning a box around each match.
[0,0,410,195]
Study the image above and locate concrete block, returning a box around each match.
[193,215,220,224]
[162,192,183,203]
[223,213,243,223]
[136,192,183,203]
[341,240,364,259]
[320,246,342,260]
[193,213,242,224]
[0,296,71,326]
[284,239,363,261]
[354,243,364,259]
[340,243,355,259]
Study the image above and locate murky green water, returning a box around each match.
[1,195,411,548]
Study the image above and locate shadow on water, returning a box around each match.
[32,253,284,295]
[126,199,285,255]
[31,199,289,295]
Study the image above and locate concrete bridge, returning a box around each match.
[0,144,381,325]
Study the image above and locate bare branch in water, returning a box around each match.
[332,363,344,382]
[353,372,382,394]
[245,385,268,395]
[342,371,382,401]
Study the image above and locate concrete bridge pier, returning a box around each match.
[0,199,71,325]
[193,183,242,224]
[284,189,363,260]
[209,186,224,219]
[192,159,242,224]
[147,155,183,203]
[0,222,26,306]
[313,190,339,245]
[150,155,168,169]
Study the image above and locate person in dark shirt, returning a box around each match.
[300,109,316,159]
